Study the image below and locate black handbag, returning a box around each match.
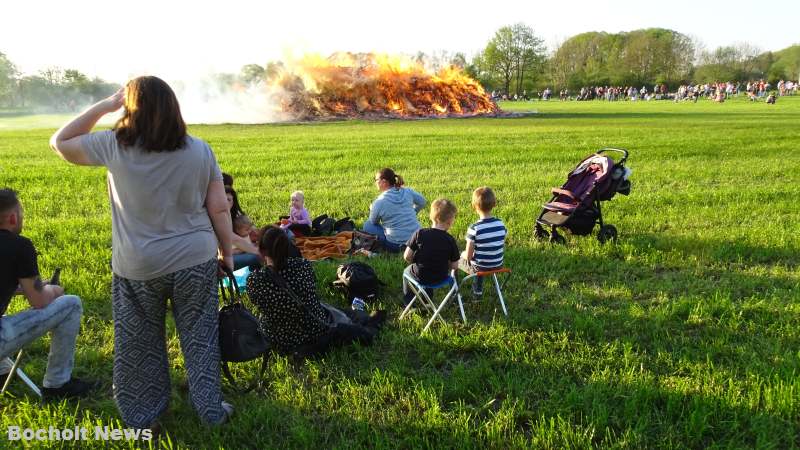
[218,266,270,391]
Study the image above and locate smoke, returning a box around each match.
[169,75,283,125]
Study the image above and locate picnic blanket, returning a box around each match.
[295,231,353,261]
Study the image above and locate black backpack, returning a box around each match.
[333,217,355,233]
[333,262,381,301]
[311,214,337,236]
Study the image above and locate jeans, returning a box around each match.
[401,265,438,304]
[233,253,262,271]
[0,295,82,388]
[458,251,491,293]
[362,220,403,253]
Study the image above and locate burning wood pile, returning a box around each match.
[268,53,499,120]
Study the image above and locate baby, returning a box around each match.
[233,214,258,254]
[281,191,311,229]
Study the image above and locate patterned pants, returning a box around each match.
[111,259,225,428]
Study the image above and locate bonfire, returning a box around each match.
[267,53,499,120]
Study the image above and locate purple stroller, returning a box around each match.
[534,148,631,244]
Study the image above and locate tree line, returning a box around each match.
[0,53,120,111]
[464,24,800,96]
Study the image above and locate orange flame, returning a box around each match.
[268,53,498,120]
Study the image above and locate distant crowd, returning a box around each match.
[492,78,799,104]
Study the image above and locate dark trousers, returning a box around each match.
[111,259,225,428]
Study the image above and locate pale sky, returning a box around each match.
[3,0,799,83]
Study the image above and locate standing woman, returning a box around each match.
[49,76,233,428]
[363,168,426,253]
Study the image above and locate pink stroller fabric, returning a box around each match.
[544,155,613,213]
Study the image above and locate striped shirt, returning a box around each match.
[466,217,507,268]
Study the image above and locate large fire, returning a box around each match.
[267,53,499,120]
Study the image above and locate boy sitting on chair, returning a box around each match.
[460,187,507,298]
[0,189,94,398]
[402,199,460,305]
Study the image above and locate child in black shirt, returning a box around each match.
[402,199,460,303]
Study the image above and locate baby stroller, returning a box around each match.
[534,148,631,244]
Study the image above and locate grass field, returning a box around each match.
[1,96,799,449]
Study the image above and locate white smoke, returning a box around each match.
[168,76,284,125]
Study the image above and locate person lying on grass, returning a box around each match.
[248,226,387,358]
[0,188,95,399]
[402,199,460,306]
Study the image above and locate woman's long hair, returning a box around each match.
[114,76,187,152]
[225,185,245,224]
[259,226,289,271]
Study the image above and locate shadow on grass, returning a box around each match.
[626,232,799,268]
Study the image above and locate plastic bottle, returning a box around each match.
[351,297,366,311]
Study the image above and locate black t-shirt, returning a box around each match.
[0,230,39,318]
[405,228,460,285]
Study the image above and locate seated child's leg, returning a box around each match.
[402,265,418,304]
[473,275,484,295]
[458,251,475,274]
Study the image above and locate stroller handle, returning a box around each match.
[597,147,629,164]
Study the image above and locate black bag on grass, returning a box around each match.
[312,214,337,236]
[332,261,381,301]
[218,267,270,391]
[333,217,356,233]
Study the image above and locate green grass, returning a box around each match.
[1,96,799,449]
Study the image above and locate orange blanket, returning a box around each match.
[294,232,353,261]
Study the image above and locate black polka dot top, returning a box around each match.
[247,257,331,352]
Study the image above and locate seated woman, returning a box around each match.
[363,167,426,253]
[226,186,261,270]
[247,227,386,357]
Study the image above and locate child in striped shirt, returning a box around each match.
[460,187,507,297]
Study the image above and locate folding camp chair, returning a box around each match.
[1,349,42,397]
[400,268,464,334]
[459,267,512,318]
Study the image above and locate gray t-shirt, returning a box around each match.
[82,130,223,280]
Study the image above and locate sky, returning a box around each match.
[3,0,799,83]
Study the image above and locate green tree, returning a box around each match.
[767,45,800,82]
[481,24,546,95]
[240,64,266,85]
[547,28,693,89]
[0,51,18,107]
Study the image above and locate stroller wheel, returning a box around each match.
[534,224,549,241]
[597,225,618,244]
[549,230,566,245]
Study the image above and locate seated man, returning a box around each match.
[0,189,93,399]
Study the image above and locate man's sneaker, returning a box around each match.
[0,358,14,376]
[471,289,484,301]
[42,377,96,400]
